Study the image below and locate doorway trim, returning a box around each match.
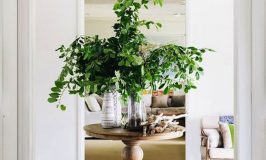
[17,0,35,159]
[76,0,85,160]
[1,0,18,160]
[234,0,252,159]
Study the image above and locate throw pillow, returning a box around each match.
[219,122,233,148]
[143,94,152,107]
[228,124,235,147]
[169,95,185,107]
[202,129,223,148]
[91,94,103,107]
[151,95,168,108]
[219,115,234,124]
[85,95,101,112]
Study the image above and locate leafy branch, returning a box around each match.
[48,0,214,110]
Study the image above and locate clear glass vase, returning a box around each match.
[127,95,146,131]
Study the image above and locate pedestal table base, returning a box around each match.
[121,140,143,160]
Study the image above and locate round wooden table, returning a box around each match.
[84,124,185,160]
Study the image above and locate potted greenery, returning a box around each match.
[48,0,213,130]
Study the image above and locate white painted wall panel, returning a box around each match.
[186,0,234,159]
[34,0,78,160]
[1,0,17,160]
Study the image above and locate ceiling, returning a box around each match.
[85,0,186,21]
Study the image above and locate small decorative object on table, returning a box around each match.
[101,92,115,129]
[142,113,187,136]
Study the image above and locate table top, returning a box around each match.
[84,124,185,141]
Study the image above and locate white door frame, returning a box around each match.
[235,0,265,159]
[1,0,18,160]
[17,0,86,160]
[76,0,85,160]
[234,0,252,159]
[17,0,35,159]
[251,0,265,159]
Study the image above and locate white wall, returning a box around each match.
[186,0,234,159]
[33,0,79,160]
[85,18,186,45]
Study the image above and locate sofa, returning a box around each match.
[201,116,234,160]
[84,93,186,126]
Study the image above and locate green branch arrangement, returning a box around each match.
[48,0,214,110]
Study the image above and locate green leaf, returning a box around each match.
[191,85,197,89]
[118,60,124,66]
[93,84,98,93]
[48,98,57,103]
[79,87,84,96]
[55,45,64,52]
[156,23,162,28]
[125,0,133,7]
[144,4,148,9]
[113,3,120,10]
[60,104,66,111]
[184,86,190,93]
[175,83,182,89]
[163,86,169,94]
[133,2,141,10]
[198,67,204,72]
[85,85,91,93]
[159,83,165,89]
[115,70,120,78]
[49,93,60,98]
[115,82,119,89]
[59,54,64,58]
[55,81,63,89]
[51,87,60,92]
[141,65,144,76]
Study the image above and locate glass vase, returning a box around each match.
[127,95,146,131]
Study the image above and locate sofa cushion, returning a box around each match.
[91,94,103,107]
[143,94,152,107]
[209,148,234,159]
[201,116,220,129]
[219,122,233,148]
[169,95,185,107]
[202,129,223,148]
[85,95,101,112]
[151,95,169,108]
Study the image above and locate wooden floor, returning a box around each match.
[85,137,185,160]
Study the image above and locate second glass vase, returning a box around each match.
[127,95,146,131]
